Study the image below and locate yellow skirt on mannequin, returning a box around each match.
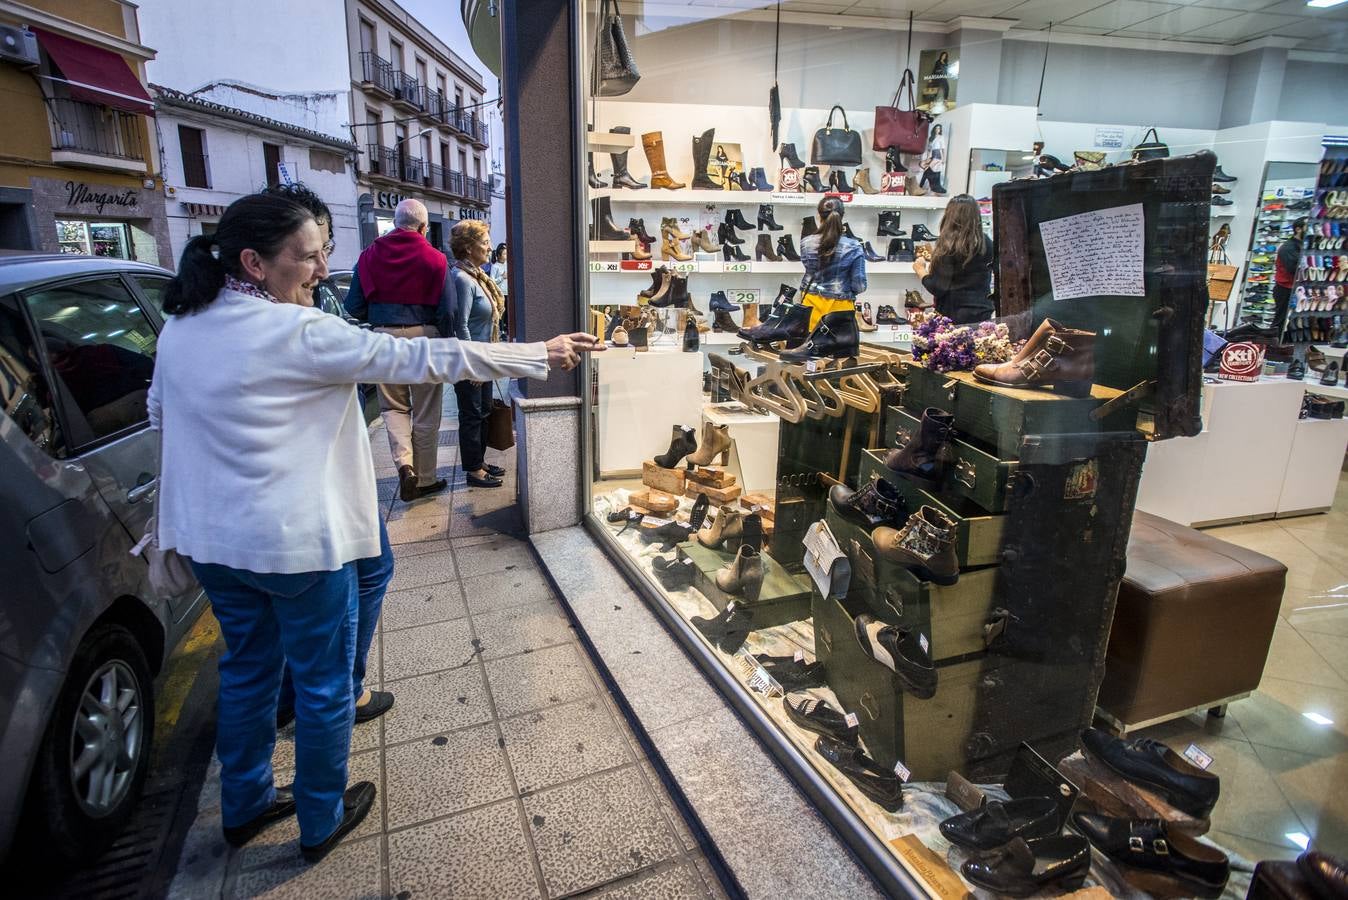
[800,292,855,330]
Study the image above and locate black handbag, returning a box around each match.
[1131,127,1169,162]
[811,105,863,167]
[591,0,640,97]
[486,384,515,452]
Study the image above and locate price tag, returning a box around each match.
[589,260,621,273]
[682,557,694,566]
[806,360,819,373]
[793,648,806,663]
[893,760,912,783]
[919,633,929,654]
[1183,743,1214,770]
[729,288,761,307]
[844,712,860,729]
[771,192,805,202]
[893,328,914,343]
[726,601,736,613]
[670,261,697,273]
[724,261,751,273]
[641,516,672,527]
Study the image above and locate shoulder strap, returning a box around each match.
[1142,126,1159,143]
[892,69,917,109]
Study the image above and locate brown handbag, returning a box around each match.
[1207,263,1238,302]
[486,384,515,452]
[873,69,929,153]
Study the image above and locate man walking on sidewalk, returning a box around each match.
[345,199,457,501]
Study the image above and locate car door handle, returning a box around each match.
[127,479,159,503]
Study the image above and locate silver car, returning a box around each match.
[0,253,207,864]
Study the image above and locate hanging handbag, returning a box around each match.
[802,519,851,599]
[873,69,930,153]
[486,383,515,451]
[1131,127,1169,162]
[129,436,197,599]
[811,105,863,167]
[591,0,640,97]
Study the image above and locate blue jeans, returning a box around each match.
[278,520,394,711]
[191,560,357,846]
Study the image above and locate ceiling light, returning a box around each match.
[1307,0,1348,8]
[1303,712,1334,725]
[1286,832,1311,850]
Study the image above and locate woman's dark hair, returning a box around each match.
[163,194,315,315]
[491,243,507,264]
[933,194,986,269]
[261,182,332,241]
[1292,217,1308,234]
[816,196,847,259]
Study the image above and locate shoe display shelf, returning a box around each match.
[1288,144,1348,343]
[589,259,916,275]
[592,187,950,211]
[1236,190,1311,329]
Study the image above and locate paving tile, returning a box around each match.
[381,666,493,745]
[391,538,458,560]
[502,697,630,793]
[387,799,542,899]
[386,549,457,593]
[1193,735,1312,849]
[383,723,514,830]
[385,512,451,545]
[380,581,468,633]
[692,854,733,900]
[386,492,454,522]
[1250,741,1348,852]
[229,834,381,899]
[485,642,598,718]
[381,618,476,683]
[590,862,712,899]
[1300,630,1348,682]
[462,567,556,614]
[523,765,681,897]
[454,534,537,578]
[640,759,698,853]
[452,534,505,548]
[473,600,575,660]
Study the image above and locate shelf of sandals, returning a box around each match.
[1239,190,1310,330]
[1290,146,1348,347]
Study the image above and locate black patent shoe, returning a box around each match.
[1080,727,1219,818]
[354,690,394,723]
[301,782,377,863]
[783,694,858,744]
[960,835,1090,897]
[1071,813,1230,899]
[828,477,906,529]
[466,472,503,488]
[1287,359,1307,380]
[223,786,297,847]
[939,796,1061,852]
[651,554,695,590]
[691,603,754,654]
[814,736,902,812]
[485,464,506,477]
[417,478,449,497]
[754,654,826,692]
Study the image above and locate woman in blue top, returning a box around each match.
[799,195,868,330]
[449,220,508,488]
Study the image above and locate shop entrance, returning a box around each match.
[56,219,133,259]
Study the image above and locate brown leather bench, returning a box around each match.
[1096,511,1287,734]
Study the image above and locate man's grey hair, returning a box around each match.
[393,198,428,230]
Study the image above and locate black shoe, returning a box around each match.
[652,554,695,590]
[417,478,449,497]
[354,690,395,723]
[688,492,710,530]
[778,310,859,363]
[276,706,296,729]
[466,472,503,488]
[484,464,506,477]
[853,614,936,699]
[1211,195,1233,206]
[1212,165,1237,182]
[223,787,298,847]
[606,506,636,524]
[939,797,1061,851]
[960,836,1090,897]
[1079,727,1220,818]
[828,477,906,529]
[1287,359,1307,380]
[1071,813,1230,899]
[691,603,754,654]
[301,782,377,863]
[814,735,902,812]
[639,521,694,551]
[911,223,938,242]
[862,241,884,263]
[398,465,418,502]
[653,425,698,468]
[783,694,858,744]
[753,654,826,692]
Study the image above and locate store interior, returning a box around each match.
[580,3,1348,897]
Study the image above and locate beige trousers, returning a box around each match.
[375,325,444,485]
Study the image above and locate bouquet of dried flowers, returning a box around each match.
[911,311,1014,373]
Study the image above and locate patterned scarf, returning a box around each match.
[455,260,504,343]
[225,275,281,304]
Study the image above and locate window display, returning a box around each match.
[572,3,1344,896]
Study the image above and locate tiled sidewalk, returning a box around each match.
[169,409,728,899]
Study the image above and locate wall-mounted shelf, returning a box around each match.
[590,188,949,210]
[588,239,639,253]
[588,131,637,153]
[587,259,916,275]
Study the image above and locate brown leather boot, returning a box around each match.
[884,407,953,489]
[661,231,692,261]
[972,318,1096,397]
[872,505,959,585]
[687,422,732,466]
[741,302,760,330]
[642,132,686,190]
[698,504,745,549]
[853,167,879,195]
[715,544,764,602]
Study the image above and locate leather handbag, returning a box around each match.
[802,519,851,599]
[811,106,863,167]
[873,69,929,153]
[129,436,197,599]
[591,0,640,97]
[486,384,515,451]
[1131,127,1169,162]
[1207,263,1238,301]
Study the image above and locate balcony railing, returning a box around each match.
[47,97,145,161]
[394,72,423,109]
[359,51,397,96]
[425,89,452,127]
[366,144,430,186]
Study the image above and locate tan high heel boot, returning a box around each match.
[692,228,721,254]
[660,217,691,240]
[661,228,692,261]
[687,422,732,466]
[715,545,764,602]
[642,132,687,190]
[698,504,745,548]
[853,168,879,195]
[631,236,651,260]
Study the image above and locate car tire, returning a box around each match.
[22,624,155,865]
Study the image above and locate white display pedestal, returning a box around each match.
[596,348,705,475]
[704,403,780,494]
[1279,416,1348,515]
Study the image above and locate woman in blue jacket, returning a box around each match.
[449,220,508,488]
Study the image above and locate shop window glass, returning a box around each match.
[0,293,65,457]
[24,278,157,448]
[56,220,132,259]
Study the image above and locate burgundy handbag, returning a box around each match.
[873,69,929,153]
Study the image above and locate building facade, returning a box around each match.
[346,0,491,253]
[153,87,362,271]
[0,0,170,265]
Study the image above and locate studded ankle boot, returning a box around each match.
[972,318,1097,398]
[828,476,907,529]
[778,310,860,362]
[872,505,960,585]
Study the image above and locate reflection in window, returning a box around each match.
[131,275,170,316]
[55,219,134,259]
[0,293,64,456]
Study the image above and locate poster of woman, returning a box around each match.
[918,47,959,114]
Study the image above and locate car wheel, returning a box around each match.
[23,624,154,865]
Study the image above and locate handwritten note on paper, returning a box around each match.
[1038,203,1146,300]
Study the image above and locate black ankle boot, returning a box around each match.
[878,211,906,237]
[802,166,826,192]
[652,555,694,590]
[587,125,607,188]
[887,238,915,262]
[884,407,954,489]
[683,315,700,352]
[639,266,670,300]
[842,223,859,241]
[754,233,781,262]
[723,242,750,262]
[709,290,739,312]
[777,235,801,261]
[757,204,783,231]
[778,143,806,169]
[733,171,757,191]
[885,147,907,173]
[712,308,737,332]
[801,216,819,240]
[591,197,627,240]
[862,241,884,262]
[740,302,811,348]
[830,169,856,193]
[718,222,744,246]
[912,223,938,242]
[691,128,719,190]
[727,208,754,231]
[691,604,755,654]
[609,126,646,189]
[668,274,691,308]
[629,218,655,243]
[654,425,697,468]
[779,310,860,362]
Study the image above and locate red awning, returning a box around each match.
[33,29,154,116]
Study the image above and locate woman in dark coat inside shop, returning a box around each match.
[913,193,994,325]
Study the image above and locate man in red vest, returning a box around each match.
[345,199,456,502]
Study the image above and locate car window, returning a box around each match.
[0,293,66,457]
[24,278,158,449]
[331,272,352,301]
[130,274,171,316]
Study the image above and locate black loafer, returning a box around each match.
[300,782,377,863]
[814,735,902,812]
[853,614,937,699]
[416,478,449,497]
[223,786,297,847]
[1080,727,1219,818]
[465,472,503,488]
[484,464,506,477]
[939,796,1061,851]
[783,694,858,744]
[397,465,418,502]
[354,691,395,723]
[754,655,826,692]
[1072,812,1230,899]
[961,835,1090,897]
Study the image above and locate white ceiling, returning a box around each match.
[682,0,1348,51]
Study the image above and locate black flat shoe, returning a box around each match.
[1080,727,1219,818]
[691,603,754,654]
[354,690,395,723]
[939,796,1061,851]
[960,835,1090,897]
[416,478,449,497]
[484,464,506,477]
[465,472,503,488]
[853,614,937,699]
[783,694,858,744]
[398,465,418,502]
[651,554,695,590]
[607,506,634,523]
[301,782,377,864]
[753,654,826,692]
[223,786,297,847]
[1071,812,1230,899]
[814,735,902,812]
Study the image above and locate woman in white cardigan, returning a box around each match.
[150,193,597,862]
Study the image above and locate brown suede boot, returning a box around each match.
[972,318,1096,397]
[642,132,686,190]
